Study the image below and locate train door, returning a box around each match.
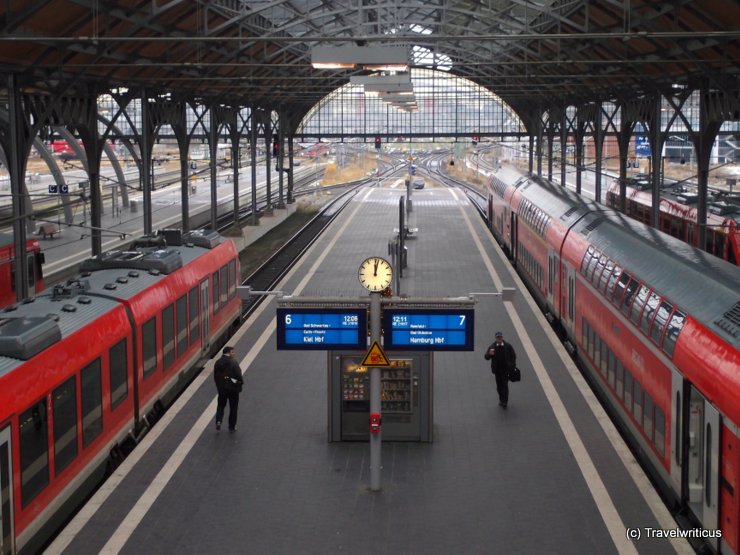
[547,249,556,309]
[26,252,36,297]
[510,212,518,264]
[0,425,14,555]
[670,370,683,492]
[686,386,720,546]
[200,280,210,354]
[564,265,576,338]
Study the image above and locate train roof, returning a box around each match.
[578,212,740,346]
[517,177,740,346]
[0,290,123,377]
[0,229,225,377]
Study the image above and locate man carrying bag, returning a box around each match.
[484,331,517,409]
[214,346,244,432]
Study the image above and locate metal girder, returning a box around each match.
[0,0,736,125]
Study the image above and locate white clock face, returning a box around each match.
[358,257,393,292]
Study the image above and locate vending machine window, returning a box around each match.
[381,359,412,413]
[341,356,369,412]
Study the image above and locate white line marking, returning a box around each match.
[64,189,371,554]
[450,187,689,554]
[448,188,639,554]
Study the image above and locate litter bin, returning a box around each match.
[130,199,138,212]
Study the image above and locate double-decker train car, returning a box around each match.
[0,233,45,310]
[605,179,740,266]
[488,172,740,554]
[0,229,241,554]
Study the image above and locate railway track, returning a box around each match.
[238,183,363,317]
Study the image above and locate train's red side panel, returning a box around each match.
[673,319,740,425]
[1,309,133,536]
[0,232,242,553]
[0,237,44,308]
[487,171,740,553]
[722,425,740,554]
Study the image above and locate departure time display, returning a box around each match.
[382,309,475,351]
[276,308,367,350]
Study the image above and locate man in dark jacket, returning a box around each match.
[484,331,517,408]
[214,346,243,432]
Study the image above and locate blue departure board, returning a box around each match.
[276,308,367,350]
[382,308,475,351]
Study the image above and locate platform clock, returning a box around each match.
[358,257,393,292]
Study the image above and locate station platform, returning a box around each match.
[47,185,691,555]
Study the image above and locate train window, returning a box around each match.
[650,301,673,346]
[643,393,654,442]
[81,358,103,447]
[581,246,595,275]
[599,261,614,293]
[639,292,661,335]
[607,349,616,388]
[593,335,601,374]
[212,271,220,313]
[662,309,686,357]
[582,319,588,351]
[629,284,650,324]
[162,304,175,370]
[606,265,621,297]
[633,380,643,427]
[613,272,630,306]
[220,265,228,306]
[587,322,594,360]
[600,342,609,376]
[228,259,237,299]
[53,377,78,475]
[620,278,640,316]
[655,405,666,456]
[142,317,157,378]
[660,214,671,234]
[624,370,633,413]
[585,248,600,278]
[176,295,188,357]
[19,400,49,506]
[110,339,128,409]
[615,360,624,400]
[710,231,726,258]
[189,287,199,344]
[591,254,608,285]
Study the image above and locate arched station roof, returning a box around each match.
[1,1,738,120]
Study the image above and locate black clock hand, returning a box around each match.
[373,259,379,276]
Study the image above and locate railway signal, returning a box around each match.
[374,136,381,150]
[272,134,279,157]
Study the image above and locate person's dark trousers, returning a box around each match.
[494,370,509,405]
[216,391,240,429]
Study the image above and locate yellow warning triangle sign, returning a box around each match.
[361,340,391,367]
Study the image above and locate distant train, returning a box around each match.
[0,229,242,554]
[605,179,740,266]
[488,173,740,554]
[0,233,44,309]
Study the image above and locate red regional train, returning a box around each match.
[605,179,740,266]
[488,171,740,554]
[0,233,44,309]
[0,229,242,554]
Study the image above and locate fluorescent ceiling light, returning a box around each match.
[349,73,411,86]
[363,82,413,94]
[380,94,417,103]
[311,45,408,71]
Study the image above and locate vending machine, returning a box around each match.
[328,351,432,442]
